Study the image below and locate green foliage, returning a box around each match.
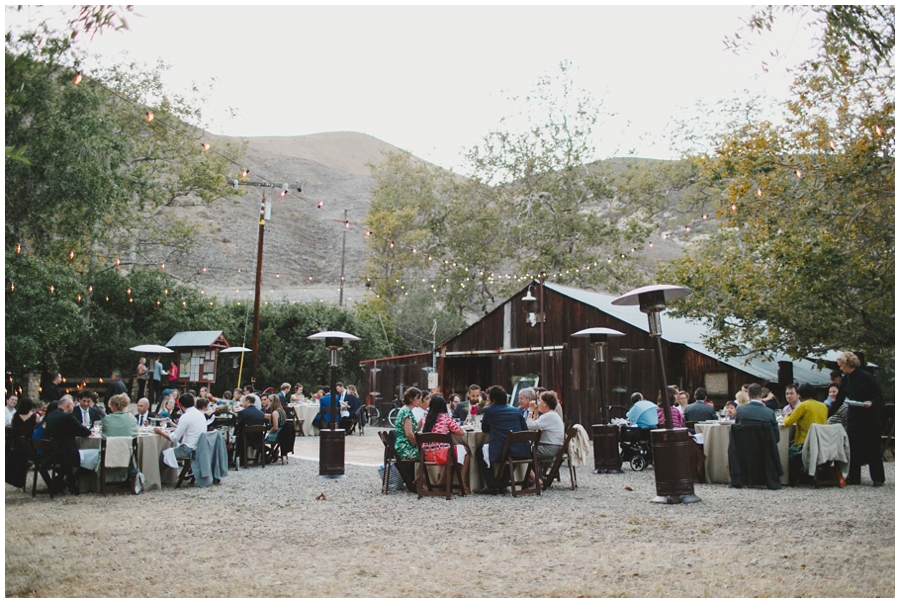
[364,63,655,324]
[662,8,895,370]
[238,300,392,391]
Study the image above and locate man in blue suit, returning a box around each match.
[476,386,529,494]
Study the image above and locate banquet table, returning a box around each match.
[441,428,530,493]
[290,403,320,436]
[694,421,793,486]
[76,432,179,492]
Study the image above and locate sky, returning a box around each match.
[7,4,820,174]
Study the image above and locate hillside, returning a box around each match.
[161,132,689,304]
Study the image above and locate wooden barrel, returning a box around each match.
[592,424,623,473]
[650,428,696,498]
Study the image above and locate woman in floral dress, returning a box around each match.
[394,387,422,461]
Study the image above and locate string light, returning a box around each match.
[105,296,109,302]
[115,258,120,266]
[145,111,154,123]
[160,263,165,270]
[757,189,762,197]
[875,125,883,137]
[9,283,13,292]
[49,285,55,294]
[68,250,74,260]
[795,169,802,179]
[15,244,20,254]
[88,285,93,293]
[317,202,323,209]
[77,294,81,302]
[128,297,133,303]
[829,140,836,151]
[242,169,249,178]
[201,143,210,151]
[73,72,83,86]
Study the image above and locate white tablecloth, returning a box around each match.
[290,404,320,437]
[694,421,792,486]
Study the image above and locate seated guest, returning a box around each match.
[235,393,266,456]
[290,384,306,404]
[419,394,471,494]
[517,387,537,420]
[724,400,738,419]
[781,384,801,417]
[265,395,286,443]
[761,387,781,412]
[43,395,92,494]
[134,398,156,427]
[735,383,779,441]
[449,394,467,423]
[158,395,178,427]
[783,382,828,485]
[32,401,58,442]
[102,394,138,438]
[823,383,840,411]
[412,391,429,424]
[394,387,422,462]
[477,385,529,494]
[313,386,339,429]
[153,394,208,461]
[5,393,18,426]
[339,384,361,431]
[525,390,565,464]
[735,391,750,406]
[827,403,848,430]
[731,383,782,489]
[6,396,39,489]
[657,386,686,428]
[684,388,718,422]
[676,390,690,414]
[73,390,103,428]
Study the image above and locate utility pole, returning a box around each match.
[251,192,268,387]
[331,209,359,307]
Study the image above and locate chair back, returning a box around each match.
[241,424,268,468]
[728,421,783,489]
[414,432,463,499]
[493,430,541,497]
[541,425,579,491]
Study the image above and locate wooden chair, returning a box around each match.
[99,437,139,496]
[415,433,465,500]
[540,426,578,491]
[21,437,60,498]
[295,417,306,437]
[240,425,268,469]
[685,420,698,434]
[491,430,541,497]
[378,430,417,493]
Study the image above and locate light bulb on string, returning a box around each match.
[9,283,13,292]
[160,263,165,270]
[317,202,323,209]
[105,296,109,302]
[163,289,168,295]
[115,258,120,266]
[146,111,154,123]
[242,169,249,178]
[275,273,279,278]
[731,204,737,211]
[201,143,210,151]
[156,300,160,306]
[88,285,93,293]
[795,169,802,179]
[875,125,883,137]
[182,301,186,307]
[77,294,81,302]
[49,285,55,294]
[126,288,131,295]
[829,140,836,151]
[202,267,206,273]
[200,290,204,295]
[344,221,349,229]
[389,241,394,249]
[68,250,74,260]
[15,244,20,254]
[128,297,133,303]
[73,72,83,86]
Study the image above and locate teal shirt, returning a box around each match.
[101,411,138,439]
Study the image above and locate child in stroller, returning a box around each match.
[619,424,653,471]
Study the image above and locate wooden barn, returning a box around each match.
[361,282,833,429]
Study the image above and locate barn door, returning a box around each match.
[609,348,655,413]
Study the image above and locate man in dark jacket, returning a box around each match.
[235,397,266,461]
[684,388,718,423]
[43,395,91,493]
[476,386,529,493]
[72,390,104,428]
[730,383,782,489]
[103,371,127,412]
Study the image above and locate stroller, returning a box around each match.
[619,425,654,471]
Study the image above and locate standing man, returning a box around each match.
[151,357,167,412]
[43,372,63,403]
[43,394,91,494]
[74,390,103,428]
[476,386,529,494]
[835,352,884,487]
[135,357,149,401]
[103,371,127,413]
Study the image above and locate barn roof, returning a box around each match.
[166,331,227,348]
[545,282,833,386]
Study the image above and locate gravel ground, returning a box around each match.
[5,434,895,598]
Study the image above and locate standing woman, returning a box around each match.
[136,358,148,401]
[836,352,885,486]
[168,360,179,390]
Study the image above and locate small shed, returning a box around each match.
[165,331,230,386]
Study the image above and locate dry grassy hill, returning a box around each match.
[164,132,687,304]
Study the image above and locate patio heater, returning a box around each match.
[611,285,700,504]
[571,327,625,474]
[308,330,360,477]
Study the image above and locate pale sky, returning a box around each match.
[8,4,819,173]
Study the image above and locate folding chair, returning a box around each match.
[415,433,465,500]
[378,430,417,493]
[99,437,139,495]
[22,437,60,498]
[492,430,541,497]
[540,426,578,491]
[240,425,268,469]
